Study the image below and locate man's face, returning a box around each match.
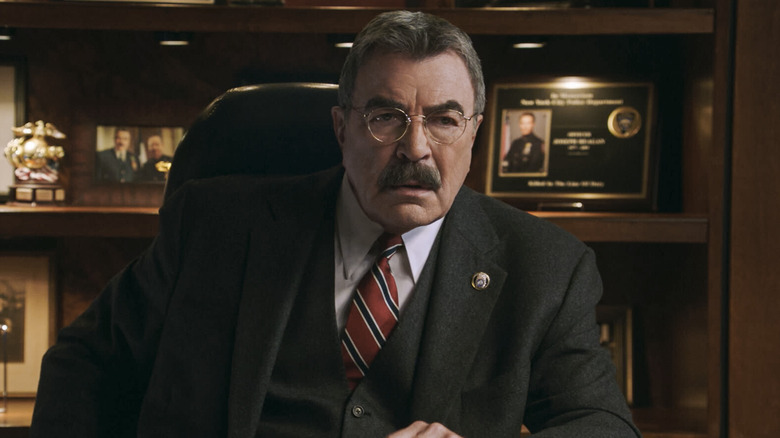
[519,114,535,136]
[332,51,482,235]
[114,130,131,152]
[146,135,163,160]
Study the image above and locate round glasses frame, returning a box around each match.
[358,107,478,145]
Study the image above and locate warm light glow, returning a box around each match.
[159,39,189,47]
[335,42,353,49]
[512,42,546,49]
[155,31,192,47]
[555,76,591,89]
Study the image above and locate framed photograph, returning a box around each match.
[95,125,184,184]
[0,58,27,201]
[485,79,657,211]
[0,254,55,396]
[597,305,633,405]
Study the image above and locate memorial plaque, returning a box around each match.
[485,79,657,211]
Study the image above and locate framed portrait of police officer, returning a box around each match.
[498,109,551,177]
[485,79,657,211]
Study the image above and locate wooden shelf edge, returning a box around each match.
[534,212,709,243]
[0,3,714,35]
[0,206,707,242]
[0,205,160,238]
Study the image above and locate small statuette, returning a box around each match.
[471,272,490,291]
[4,121,67,205]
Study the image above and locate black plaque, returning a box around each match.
[485,80,656,211]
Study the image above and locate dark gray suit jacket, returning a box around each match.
[31,167,640,437]
[95,148,139,183]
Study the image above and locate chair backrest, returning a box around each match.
[164,82,342,200]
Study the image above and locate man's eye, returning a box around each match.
[371,110,404,124]
[428,113,460,127]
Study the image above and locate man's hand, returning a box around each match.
[386,421,463,437]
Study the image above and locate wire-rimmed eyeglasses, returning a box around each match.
[358,107,478,145]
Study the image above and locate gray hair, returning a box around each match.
[338,10,485,115]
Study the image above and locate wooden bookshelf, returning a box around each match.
[3,1,764,436]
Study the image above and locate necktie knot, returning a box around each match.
[377,233,403,260]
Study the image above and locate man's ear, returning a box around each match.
[470,114,484,142]
[332,106,346,148]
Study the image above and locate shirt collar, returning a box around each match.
[336,174,443,282]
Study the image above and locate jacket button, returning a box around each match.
[351,405,365,418]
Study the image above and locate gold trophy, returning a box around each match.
[4,121,66,204]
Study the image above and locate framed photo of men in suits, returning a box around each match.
[485,79,658,211]
[94,125,183,184]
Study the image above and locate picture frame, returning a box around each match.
[94,125,184,185]
[484,79,657,211]
[0,58,27,202]
[0,254,55,396]
[597,305,633,405]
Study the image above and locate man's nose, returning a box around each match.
[396,116,431,162]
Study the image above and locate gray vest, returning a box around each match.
[256,226,440,437]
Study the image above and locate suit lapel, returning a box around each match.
[410,188,508,421]
[226,168,343,438]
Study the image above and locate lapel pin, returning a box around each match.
[471,272,490,291]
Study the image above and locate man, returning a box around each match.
[31,11,639,437]
[138,133,173,182]
[96,127,140,182]
[502,112,546,173]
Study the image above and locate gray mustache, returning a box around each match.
[377,162,442,190]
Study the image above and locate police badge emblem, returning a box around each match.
[608,106,642,139]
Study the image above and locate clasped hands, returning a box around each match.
[387,421,462,437]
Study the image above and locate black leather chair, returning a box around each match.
[164,82,343,200]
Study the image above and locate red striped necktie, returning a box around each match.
[341,233,404,390]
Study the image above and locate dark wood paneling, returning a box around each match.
[728,1,780,437]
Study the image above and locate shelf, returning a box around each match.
[0,205,707,242]
[534,212,708,243]
[0,2,714,35]
[0,205,159,239]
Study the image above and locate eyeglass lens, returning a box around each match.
[365,108,468,144]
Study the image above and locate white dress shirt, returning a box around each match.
[334,174,443,332]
